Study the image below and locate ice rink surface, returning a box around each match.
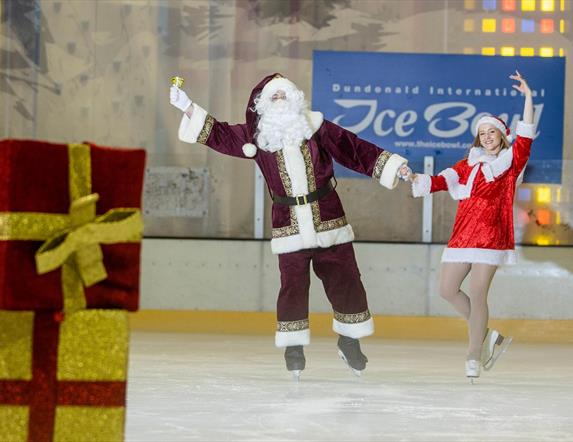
[126,332,573,442]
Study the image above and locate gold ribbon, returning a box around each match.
[0,143,143,312]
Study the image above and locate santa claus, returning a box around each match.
[170,73,408,378]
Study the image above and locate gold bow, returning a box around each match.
[0,143,143,312]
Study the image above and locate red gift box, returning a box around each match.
[0,140,146,311]
[0,309,129,441]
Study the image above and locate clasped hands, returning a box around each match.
[397,165,415,182]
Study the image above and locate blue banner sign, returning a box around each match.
[312,51,565,183]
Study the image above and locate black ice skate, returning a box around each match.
[284,345,305,381]
[337,335,368,376]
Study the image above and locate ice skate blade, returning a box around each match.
[337,349,363,377]
[468,377,478,385]
[290,370,301,381]
[483,336,513,371]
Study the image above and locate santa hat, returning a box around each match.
[241,73,295,158]
[476,115,513,143]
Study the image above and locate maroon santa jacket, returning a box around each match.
[178,104,406,254]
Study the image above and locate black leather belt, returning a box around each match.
[272,180,334,206]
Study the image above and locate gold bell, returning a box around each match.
[171,76,185,88]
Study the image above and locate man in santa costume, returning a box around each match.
[170,73,408,378]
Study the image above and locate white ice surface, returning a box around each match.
[126,333,573,442]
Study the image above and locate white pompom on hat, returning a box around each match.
[476,115,513,143]
[242,143,257,158]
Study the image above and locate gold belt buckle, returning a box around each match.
[295,194,308,205]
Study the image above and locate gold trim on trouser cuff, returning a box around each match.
[276,319,310,332]
[333,310,371,324]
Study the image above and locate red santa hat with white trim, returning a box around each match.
[241,73,296,158]
[476,115,513,143]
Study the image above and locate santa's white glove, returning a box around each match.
[170,86,192,112]
[397,165,412,181]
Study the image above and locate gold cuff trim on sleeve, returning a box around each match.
[372,151,392,180]
[197,114,215,145]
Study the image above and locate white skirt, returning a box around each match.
[441,247,516,266]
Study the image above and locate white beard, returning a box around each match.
[254,85,314,152]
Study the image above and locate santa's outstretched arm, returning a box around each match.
[169,86,253,159]
[318,120,408,190]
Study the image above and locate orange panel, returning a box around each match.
[502,18,516,32]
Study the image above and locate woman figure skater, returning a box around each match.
[403,71,534,382]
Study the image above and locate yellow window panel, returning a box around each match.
[521,0,536,10]
[520,47,535,56]
[539,47,554,57]
[536,187,552,203]
[559,48,565,57]
[481,47,496,55]
[482,18,497,32]
[501,46,515,56]
[541,0,555,10]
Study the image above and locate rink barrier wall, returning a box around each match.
[128,311,573,344]
[140,239,573,324]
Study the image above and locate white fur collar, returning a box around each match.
[467,147,513,182]
[306,111,324,137]
[468,147,497,165]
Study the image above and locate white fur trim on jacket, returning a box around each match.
[379,154,408,189]
[270,224,355,254]
[515,121,535,139]
[333,317,374,339]
[412,173,432,197]
[439,166,480,201]
[178,103,208,144]
[275,329,310,348]
[468,147,513,183]
[282,143,314,245]
[442,247,517,265]
[306,111,324,136]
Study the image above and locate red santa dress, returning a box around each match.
[412,121,534,265]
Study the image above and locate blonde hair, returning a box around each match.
[471,128,510,150]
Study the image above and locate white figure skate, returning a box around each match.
[482,329,513,371]
[465,359,480,384]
